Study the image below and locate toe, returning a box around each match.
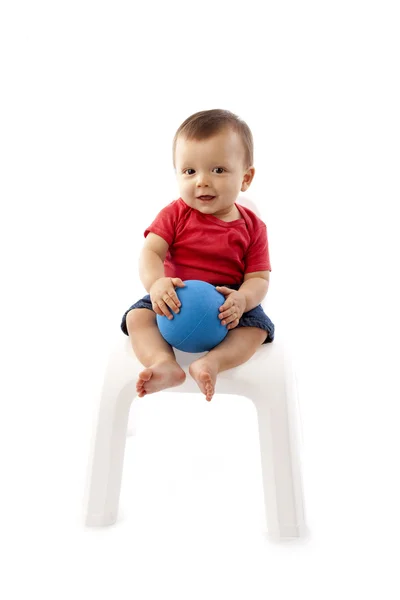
[139,368,152,382]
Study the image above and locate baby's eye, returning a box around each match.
[183,167,225,175]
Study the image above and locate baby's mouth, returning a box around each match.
[198,195,215,201]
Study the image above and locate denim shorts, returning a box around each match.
[120,283,275,344]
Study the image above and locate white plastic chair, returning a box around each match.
[84,195,309,541]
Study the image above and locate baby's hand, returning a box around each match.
[215,287,247,330]
[150,277,186,319]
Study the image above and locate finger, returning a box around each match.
[171,293,182,310]
[163,294,179,313]
[165,293,181,313]
[154,305,165,317]
[162,292,180,311]
[152,302,161,316]
[219,304,230,315]
[220,307,235,320]
[158,299,174,319]
[227,319,239,330]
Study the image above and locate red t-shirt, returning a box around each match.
[144,197,272,285]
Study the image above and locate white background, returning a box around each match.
[1,1,399,598]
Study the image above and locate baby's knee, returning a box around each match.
[126,308,155,332]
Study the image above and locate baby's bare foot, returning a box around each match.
[189,359,218,402]
[136,359,186,397]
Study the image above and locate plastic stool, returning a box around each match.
[84,331,308,541]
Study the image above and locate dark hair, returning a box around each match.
[172,109,254,170]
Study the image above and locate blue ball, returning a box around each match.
[156,280,228,353]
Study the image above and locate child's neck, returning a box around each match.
[216,204,242,222]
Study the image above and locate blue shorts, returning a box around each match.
[120,283,275,345]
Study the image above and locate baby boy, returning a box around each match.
[120,108,275,401]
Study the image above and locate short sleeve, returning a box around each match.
[144,203,176,246]
[244,223,272,273]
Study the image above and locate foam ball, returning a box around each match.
[156,280,228,353]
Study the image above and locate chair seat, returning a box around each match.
[122,333,291,398]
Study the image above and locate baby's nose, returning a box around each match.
[196,173,210,185]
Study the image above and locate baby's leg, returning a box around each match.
[126,308,186,397]
[189,327,268,402]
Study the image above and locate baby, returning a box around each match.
[121,109,275,402]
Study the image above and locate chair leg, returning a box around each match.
[127,395,143,436]
[84,349,137,527]
[254,363,308,540]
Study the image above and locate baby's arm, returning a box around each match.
[139,232,185,318]
[139,233,170,292]
[239,272,270,311]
